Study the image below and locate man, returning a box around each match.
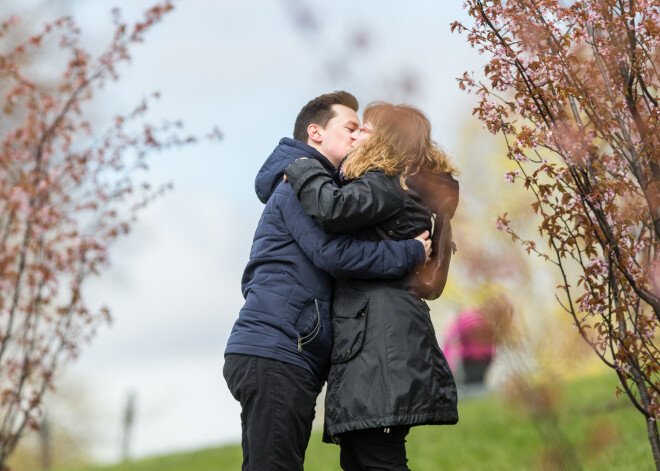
[223,91,430,471]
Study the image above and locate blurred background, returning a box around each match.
[3,1,631,470]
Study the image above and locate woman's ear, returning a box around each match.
[307,124,323,144]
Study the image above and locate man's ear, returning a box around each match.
[307,124,323,144]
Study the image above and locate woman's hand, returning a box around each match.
[414,230,432,263]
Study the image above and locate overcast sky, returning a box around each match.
[5,0,491,462]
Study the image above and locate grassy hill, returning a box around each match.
[68,373,655,471]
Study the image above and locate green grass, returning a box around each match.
[69,373,655,471]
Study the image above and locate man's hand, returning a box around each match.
[414,230,432,263]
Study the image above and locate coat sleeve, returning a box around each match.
[284,158,403,233]
[279,186,424,279]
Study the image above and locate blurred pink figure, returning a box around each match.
[444,309,495,384]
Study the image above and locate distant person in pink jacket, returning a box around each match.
[444,309,495,385]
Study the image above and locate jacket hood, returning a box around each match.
[410,170,460,217]
[255,137,338,203]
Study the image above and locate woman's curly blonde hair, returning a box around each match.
[341,102,458,189]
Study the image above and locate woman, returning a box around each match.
[284,102,460,470]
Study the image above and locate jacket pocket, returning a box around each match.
[330,297,369,364]
[295,298,321,352]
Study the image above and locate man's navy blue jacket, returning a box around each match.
[224,138,425,391]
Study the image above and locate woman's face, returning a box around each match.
[352,121,374,148]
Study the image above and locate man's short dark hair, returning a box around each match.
[293,91,359,143]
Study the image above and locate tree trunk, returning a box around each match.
[646,418,660,471]
[630,361,660,470]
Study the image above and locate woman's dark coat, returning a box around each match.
[285,159,460,440]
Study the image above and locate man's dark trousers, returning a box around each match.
[223,354,318,471]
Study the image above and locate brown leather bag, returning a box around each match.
[414,212,456,300]
[410,171,459,300]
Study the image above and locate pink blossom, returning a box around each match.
[504,170,520,183]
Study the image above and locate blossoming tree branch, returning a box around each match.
[0,3,220,468]
[454,0,659,466]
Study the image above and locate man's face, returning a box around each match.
[315,104,360,167]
